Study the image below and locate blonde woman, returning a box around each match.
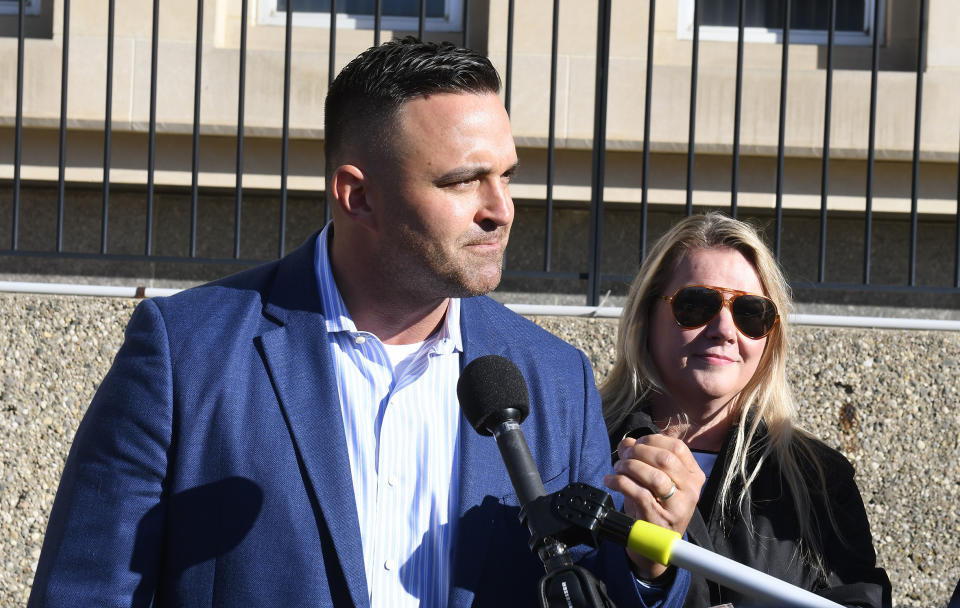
[601,213,890,607]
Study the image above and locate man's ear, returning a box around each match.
[330,164,376,230]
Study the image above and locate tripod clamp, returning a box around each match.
[520,483,634,608]
[520,482,634,555]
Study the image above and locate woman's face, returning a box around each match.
[649,247,769,416]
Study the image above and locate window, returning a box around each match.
[0,0,41,17]
[258,0,463,32]
[678,0,883,46]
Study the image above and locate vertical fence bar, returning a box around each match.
[418,0,425,41]
[863,1,881,283]
[56,0,71,252]
[639,0,656,259]
[587,0,612,307]
[499,0,513,272]
[326,0,337,225]
[908,0,927,286]
[101,0,115,254]
[773,0,790,260]
[729,0,745,218]
[278,0,292,258]
[234,0,249,259]
[504,0,515,116]
[956,127,960,287]
[373,0,382,46]
[817,0,836,283]
[543,0,559,273]
[145,0,159,255]
[328,0,336,89]
[685,0,700,215]
[11,0,24,250]
[190,0,204,257]
[462,0,470,47]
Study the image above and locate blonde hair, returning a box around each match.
[600,212,832,575]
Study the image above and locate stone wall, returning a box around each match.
[1,293,957,606]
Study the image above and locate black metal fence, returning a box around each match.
[4,0,959,307]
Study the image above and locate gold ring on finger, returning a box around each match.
[658,481,677,503]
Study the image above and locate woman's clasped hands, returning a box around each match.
[603,433,705,580]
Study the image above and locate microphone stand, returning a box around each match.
[532,536,615,608]
[517,486,620,608]
[490,420,616,607]
[457,356,616,607]
[531,483,844,608]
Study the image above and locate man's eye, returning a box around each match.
[445,177,477,189]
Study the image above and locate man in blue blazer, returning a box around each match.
[29,38,682,607]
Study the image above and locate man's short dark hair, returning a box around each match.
[324,37,502,178]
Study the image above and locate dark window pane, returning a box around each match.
[278,0,446,18]
[700,0,866,33]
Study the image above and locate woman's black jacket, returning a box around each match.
[610,410,892,608]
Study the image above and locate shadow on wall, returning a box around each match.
[499,202,960,310]
[2,184,960,311]
[0,184,326,285]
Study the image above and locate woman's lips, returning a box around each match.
[694,352,737,365]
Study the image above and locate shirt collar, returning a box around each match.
[314,223,463,354]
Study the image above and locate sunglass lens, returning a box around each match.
[671,286,722,328]
[732,295,777,338]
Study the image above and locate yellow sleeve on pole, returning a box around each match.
[626,520,681,565]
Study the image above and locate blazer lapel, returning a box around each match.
[449,297,512,605]
[260,237,370,608]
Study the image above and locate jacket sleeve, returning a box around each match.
[29,299,173,607]
[816,458,892,608]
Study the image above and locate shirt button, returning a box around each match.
[384,559,396,571]
[355,335,366,344]
[388,475,398,487]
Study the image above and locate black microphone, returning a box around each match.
[458,355,618,608]
[457,354,546,508]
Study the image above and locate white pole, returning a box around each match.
[0,281,181,298]
[669,539,843,608]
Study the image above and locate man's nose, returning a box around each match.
[477,178,514,228]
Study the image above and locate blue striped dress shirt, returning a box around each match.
[314,224,462,607]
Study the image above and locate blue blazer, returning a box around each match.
[29,236,640,607]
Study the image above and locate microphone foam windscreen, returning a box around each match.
[457,354,530,435]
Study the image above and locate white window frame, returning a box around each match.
[258,0,463,32]
[677,0,884,46]
[0,0,42,17]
